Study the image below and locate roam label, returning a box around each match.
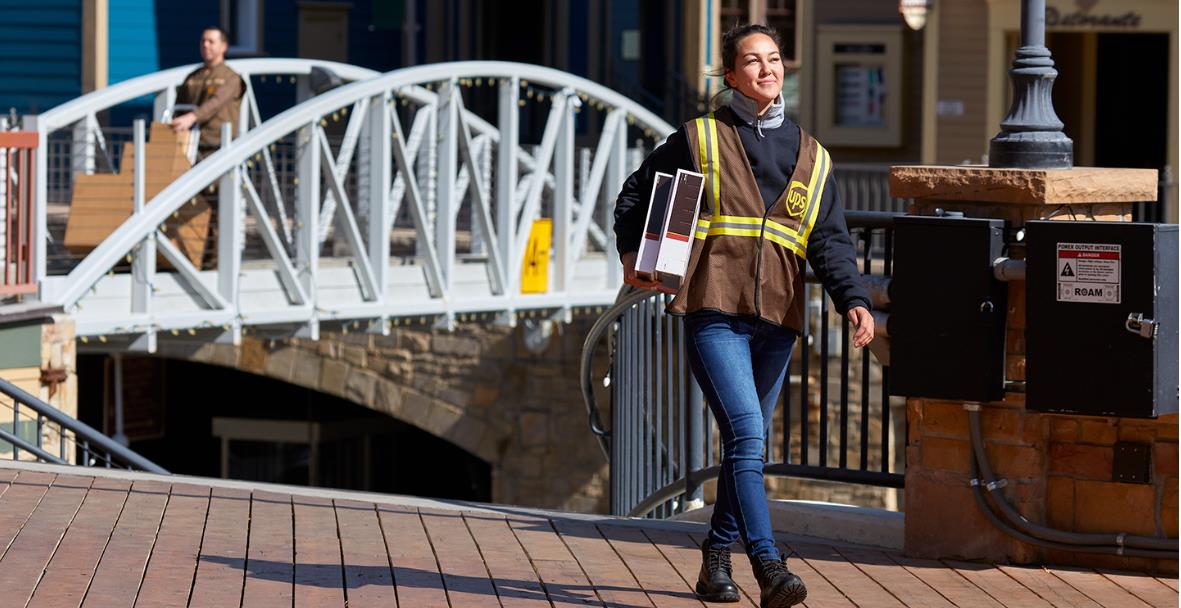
[1056,242,1120,304]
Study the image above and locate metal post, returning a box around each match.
[130,119,156,352]
[217,122,242,344]
[368,92,392,332]
[112,353,128,446]
[497,77,520,297]
[685,374,705,510]
[604,118,627,289]
[436,79,458,293]
[988,0,1073,169]
[554,92,574,292]
[296,121,321,339]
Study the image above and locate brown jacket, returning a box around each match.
[668,107,833,332]
[176,62,244,149]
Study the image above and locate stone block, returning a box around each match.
[342,346,367,368]
[399,331,431,353]
[1048,443,1112,479]
[986,443,1043,480]
[1157,415,1178,440]
[518,412,549,449]
[373,379,403,418]
[1073,479,1156,536]
[889,165,1157,205]
[433,335,481,357]
[920,437,971,474]
[1050,419,1080,443]
[1162,481,1178,537]
[1118,423,1156,444]
[1154,443,1178,478]
[290,350,321,388]
[1046,476,1074,529]
[471,385,500,408]
[980,407,1023,444]
[922,401,968,438]
[904,469,1011,561]
[445,416,488,458]
[344,369,378,405]
[907,400,922,445]
[319,358,348,396]
[424,403,463,437]
[264,347,295,381]
[400,390,434,429]
[1079,419,1118,445]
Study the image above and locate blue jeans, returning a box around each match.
[684,311,796,561]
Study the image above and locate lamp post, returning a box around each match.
[988,0,1073,169]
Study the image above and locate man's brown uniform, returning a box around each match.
[176,62,244,152]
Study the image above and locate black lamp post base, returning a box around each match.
[989,135,1074,169]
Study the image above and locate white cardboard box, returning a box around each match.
[634,169,705,292]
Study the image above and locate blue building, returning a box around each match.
[0,0,698,125]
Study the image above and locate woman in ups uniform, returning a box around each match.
[613,24,874,608]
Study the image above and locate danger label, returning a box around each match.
[1056,242,1120,304]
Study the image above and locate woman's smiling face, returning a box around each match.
[724,32,784,111]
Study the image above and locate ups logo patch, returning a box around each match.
[785,180,809,217]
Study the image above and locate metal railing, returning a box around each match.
[836,163,911,213]
[0,376,167,473]
[583,211,905,518]
[0,131,37,296]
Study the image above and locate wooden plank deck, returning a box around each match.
[0,464,1175,608]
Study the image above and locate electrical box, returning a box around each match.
[890,216,1008,402]
[1026,221,1178,418]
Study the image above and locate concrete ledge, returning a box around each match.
[672,499,904,551]
[890,165,1158,204]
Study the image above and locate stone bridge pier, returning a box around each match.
[152,315,610,513]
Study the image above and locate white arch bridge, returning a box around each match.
[21,60,675,349]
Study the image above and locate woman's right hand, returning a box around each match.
[620,251,665,291]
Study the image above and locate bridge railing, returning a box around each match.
[29,59,383,284]
[0,376,167,473]
[582,211,905,518]
[0,131,38,297]
[38,62,673,344]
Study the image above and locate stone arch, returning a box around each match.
[154,336,507,466]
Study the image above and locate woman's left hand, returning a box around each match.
[847,306,875,349]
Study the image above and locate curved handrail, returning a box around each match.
[0,376,168,473]
[579,285,658,460]
[36,58,379,133]
[45,61,677,308]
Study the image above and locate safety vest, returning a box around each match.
[668,107,833,332]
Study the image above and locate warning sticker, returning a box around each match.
[1056,242,1120,304]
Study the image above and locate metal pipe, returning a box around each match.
[967,406,1176,552]
[993,257,1027,282]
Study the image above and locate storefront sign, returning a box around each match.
[1046,4,1141,28]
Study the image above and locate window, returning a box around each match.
[222,0,263,55]
[720,0,750,30]
[764,0,798,66]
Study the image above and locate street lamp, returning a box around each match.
[899,0,933,31]
[989,0,1073,168]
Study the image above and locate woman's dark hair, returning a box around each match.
[709,23,783,107]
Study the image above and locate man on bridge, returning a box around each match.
[171,26,244,159]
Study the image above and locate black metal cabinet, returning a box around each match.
[890,216,1008,402]
[1026,221,1178,417]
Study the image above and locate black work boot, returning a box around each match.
[695,540,741,602]
[751,554,807,608]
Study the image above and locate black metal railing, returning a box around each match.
[582,211,905,518]
[0,376,168,473]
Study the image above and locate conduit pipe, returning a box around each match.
[965,403,1178,557]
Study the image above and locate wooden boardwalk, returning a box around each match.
[0,463,1175,607]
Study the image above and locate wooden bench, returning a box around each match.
[63,123,212,268]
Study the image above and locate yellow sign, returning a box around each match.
[521,218,552,293]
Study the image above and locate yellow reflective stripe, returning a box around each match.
[712,214,763,226]
[707,114,721,213]
[707,226,762,238]
[764,230,806,258]
[694,117,710,210]
[799,144,831,248]
[694,218,710,240]
[764,217,797,236]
